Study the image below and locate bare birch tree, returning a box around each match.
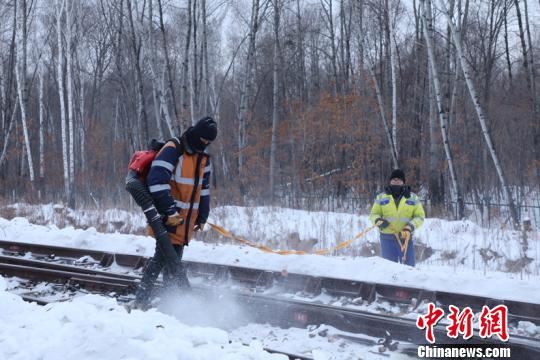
[38,59,45,181]
[238,0,262,181]
[387,0,398,160]
[421,0,463,218]
[66,0,75,196]
[56,0,70,200]
[181,0,193,130]
[360,12,398,168]
[0,96,17,170]
[513,0,537,121]
[320,0,339,95]
[0,0,537,219]
[521,0,539,167]
[522,0,537,115]
[269,0,281,201]
[146,0,173,136]
[126,0,149,144]
[201,0,211,115]
[157,0,179,123]
[437,0,519,226]
[15,0,34,183]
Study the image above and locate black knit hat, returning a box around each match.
[389,169,405,183]
[192,116,217,141]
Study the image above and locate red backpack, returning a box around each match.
[127,138,182,179]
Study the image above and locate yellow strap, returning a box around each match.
[394,233,411,263]
[207,222,377,256]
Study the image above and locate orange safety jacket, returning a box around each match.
[147,140,210,245]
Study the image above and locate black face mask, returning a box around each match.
[389,185,404,197]
[185,128,208,154]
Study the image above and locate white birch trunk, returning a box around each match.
[270,0,280,201]
[189,59,195,124]
[513,0,536,116]
[191,0,200,118]
[436,0,519,226]
[387,0,398,159]
[16,65,34,182]
[208,74,229,180]
[0,52,5,131]
[296,0,307,102]
[20,141,26,177]
[238,0,261,177]
[144,2,172,137]
[422,0,462,218]
[0,97,18,169]
[146,55,174,137]
[113,96,120,141]
[126,0,148,145]
[201,0,210,115]
[181,0,193,131]
[39,61,45,179]
[66,0,75,189]
[428,63,439,199]
[79,70,85,173]
[157,0,179,122]
[369,65,398,168]
[359,4,398,168]
[56,0,70,198]
[151,82,164,139]
[148,0,162,139]
[523,0,538,116]
[15,0,34,182]
[159,69,174,136]
[77,0,85,174]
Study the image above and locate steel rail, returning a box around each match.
[1,239,539,323]
[1,255,538,358]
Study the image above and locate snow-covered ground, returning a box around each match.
[208,206,540,277]
[2,203,539,277]
[0,276,287,360]
[1,274,414,360]
[1,203,539,359]
[0,205,539,303]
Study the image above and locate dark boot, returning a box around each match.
[134,248,166,308]
[163,245,191,291]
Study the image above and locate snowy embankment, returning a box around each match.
[2,203,539,276]
[0,204,539,304]
[209,206,540,276]
[0,276,282,360]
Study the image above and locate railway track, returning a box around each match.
[1,239,538,322]
[1,240,539,358]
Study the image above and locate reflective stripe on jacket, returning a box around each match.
[147,141,210,245]
[369,191,425,234]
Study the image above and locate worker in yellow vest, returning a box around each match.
[369,169,425,266]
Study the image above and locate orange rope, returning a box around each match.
[207,222,377,256]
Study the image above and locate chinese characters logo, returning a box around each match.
[416,303,509,343]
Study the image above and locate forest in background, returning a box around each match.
[0,0,538,227]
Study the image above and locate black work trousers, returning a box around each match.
[135,243,189,306]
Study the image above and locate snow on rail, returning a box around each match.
[1,213,538,305]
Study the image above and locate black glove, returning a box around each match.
[375,218,390,229]
[193,218,206,231]
[193,223,205,231]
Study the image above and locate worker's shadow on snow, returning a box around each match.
[156,288,253,330]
